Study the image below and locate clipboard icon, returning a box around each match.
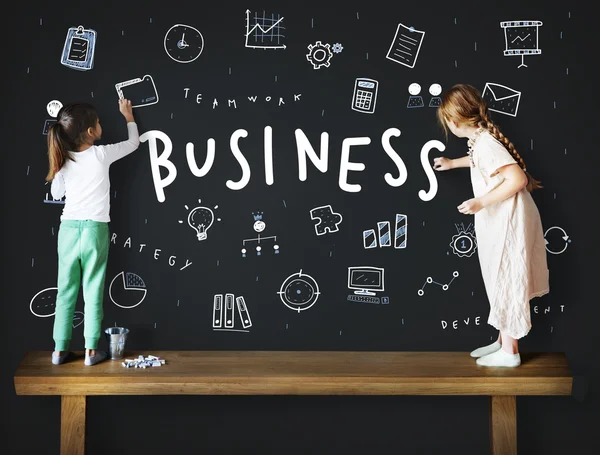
[61,25,96,71]
[115,75,159,108]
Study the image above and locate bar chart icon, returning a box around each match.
[363,214,407,249]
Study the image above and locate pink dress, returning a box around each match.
[470,131,550,339]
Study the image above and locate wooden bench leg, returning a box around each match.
[61,395,86,455]
[489,395,517,455]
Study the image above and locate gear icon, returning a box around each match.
[306,41,333,69]
[332,43,343,53]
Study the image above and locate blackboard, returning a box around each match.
[4,1,598,453]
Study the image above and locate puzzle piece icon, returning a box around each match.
[310,205,343,236]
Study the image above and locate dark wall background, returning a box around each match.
[2,1,598,453]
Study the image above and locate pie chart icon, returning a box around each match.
[109,271,147,309]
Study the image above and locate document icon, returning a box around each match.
[386,23,425,69]
[61,25,96,71]
[482,82,521,117]
[115,75,159,108]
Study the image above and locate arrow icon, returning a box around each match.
[544,226,571,255]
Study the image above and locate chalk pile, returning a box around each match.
[122,354,166,368]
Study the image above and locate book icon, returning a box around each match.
[60,25,96,71]
[212,294,253,332]
[386,23,425,69]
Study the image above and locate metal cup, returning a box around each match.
[104,327,129,360]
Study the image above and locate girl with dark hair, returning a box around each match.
[46,99,139,366]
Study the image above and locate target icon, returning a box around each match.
[277,269,321,312]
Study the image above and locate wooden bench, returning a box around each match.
[14,350,573,454]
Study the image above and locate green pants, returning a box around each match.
[53,220,109,351]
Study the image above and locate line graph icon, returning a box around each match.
[244,9,286,49]
[418,271,459,296]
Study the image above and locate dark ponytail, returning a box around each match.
[45,103,98,181]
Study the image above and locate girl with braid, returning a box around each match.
[434,84,549,367]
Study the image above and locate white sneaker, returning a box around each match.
[476,349,521,368]
[84,350,107,366]
[470,341,502,358]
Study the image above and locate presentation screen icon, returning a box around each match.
[501,20,542,68]
[386,23,425,68]
[61,25,96,71]
[351,78,379,114]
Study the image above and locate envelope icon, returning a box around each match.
[482,82,521,117]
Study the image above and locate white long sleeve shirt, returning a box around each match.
[51,122,140,222]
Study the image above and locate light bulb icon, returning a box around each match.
[179,200,221,241]
[188,206,214,241]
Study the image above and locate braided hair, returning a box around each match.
[436,84,542,192]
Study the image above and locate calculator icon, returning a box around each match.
[352,78,379,114]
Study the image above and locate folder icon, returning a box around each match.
[115,75,159,108]
[482,82,521,117]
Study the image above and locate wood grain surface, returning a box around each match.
[14,351,573,396]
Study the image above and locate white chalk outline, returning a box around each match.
[418,271,459,296]
[347,266,385,295]
[544,226,570,255]
[310,204,343,236]
[386,23,425,68]
[482,82,521,117]
[500,20,543,68]
[72,311,84,328]
[277,269,320,312]
[394,214,407,249]
[164,24,204,63]
[352,78,378,114]
[377,221,391,247]
[60,25,96,71]
[115,75,159,108]
[363,229,377,249]
[30,287,58,318]
[244,10,286,49]
[109,271,147,309]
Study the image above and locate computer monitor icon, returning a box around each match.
[347,266,384,296]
